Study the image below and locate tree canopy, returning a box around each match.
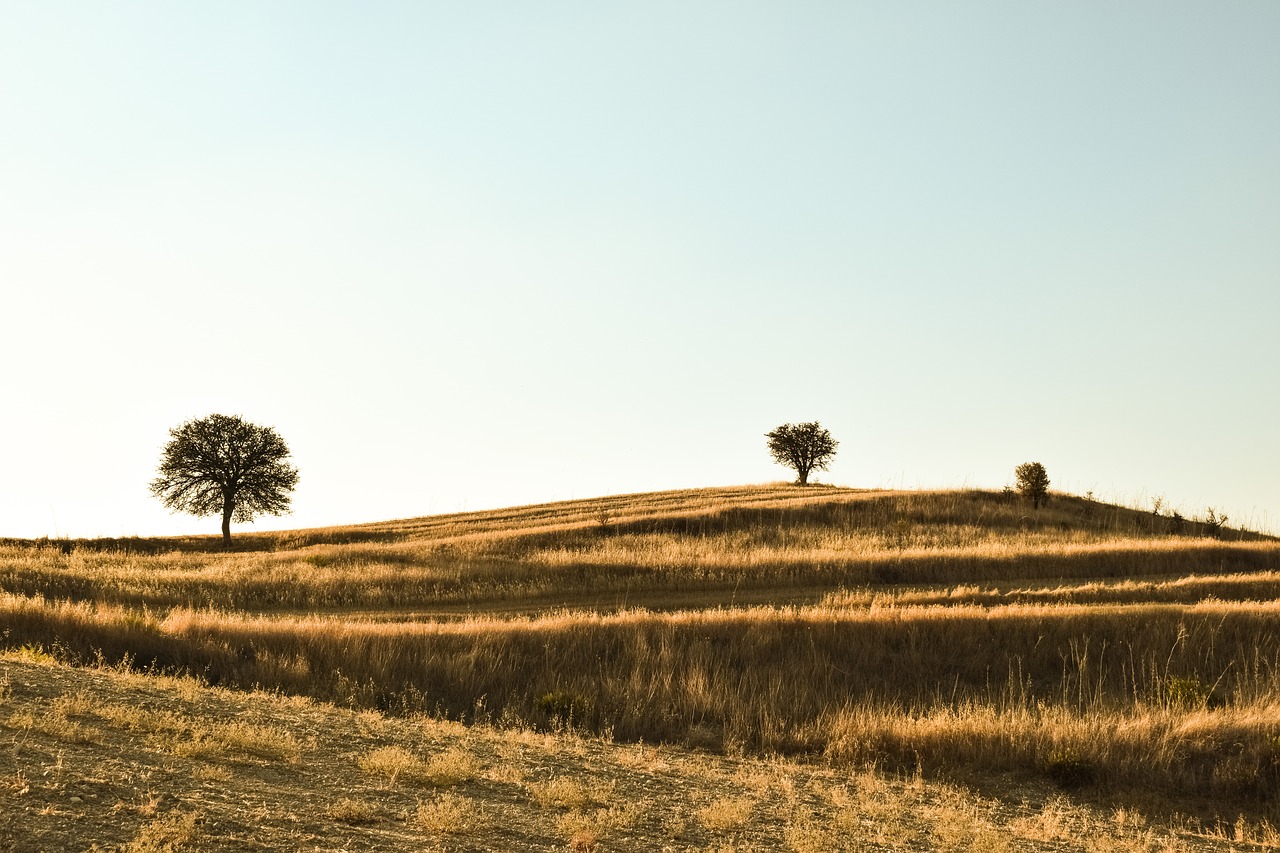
[150,414,299,545]
[765,422,838,486]
[1014,461,1050,509]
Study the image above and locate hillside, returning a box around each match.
[6,485,1274,616]
[4,485,1280,849]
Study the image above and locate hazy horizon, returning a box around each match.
[2,2,1277,538]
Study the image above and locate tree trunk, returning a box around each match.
[797,466,810,486]
[221,498,234,546]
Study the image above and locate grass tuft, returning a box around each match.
[325,797,379,825]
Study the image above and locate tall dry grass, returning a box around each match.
[3,485,1280,812]
[6,590,1280,801]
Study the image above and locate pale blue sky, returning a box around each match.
[2,2,1277,538]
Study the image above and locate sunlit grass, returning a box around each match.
[3,486,1274,614]
[2,484,1279,815]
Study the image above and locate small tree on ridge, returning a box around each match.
[150,414,299,546]
[1014,461,1050,510]
[766,422,838,486]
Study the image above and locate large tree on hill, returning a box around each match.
[150,414,299,545]
[766,421,838,486]
[1014,461,1050,509]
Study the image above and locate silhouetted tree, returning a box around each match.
[1014,461,1050,509]
[766,422,838,486]
[150,414,299,545]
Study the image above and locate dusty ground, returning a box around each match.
[0,652,1266,852]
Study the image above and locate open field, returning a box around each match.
[4,484,1280,849]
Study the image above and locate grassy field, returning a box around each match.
[4,484,1280,849]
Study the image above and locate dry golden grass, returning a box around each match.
[3,484,1280,834]
[324,797,379,825]
[6,591,1280,811]
[114,810,203,852]
[2,645,1255,850]
[425,745,482,785]
[528,776,601,810]
[4,487,1272,616]
[358,744,419,784]
[173,720,303,764]
[415,791,478,834]
[696,793,754,832]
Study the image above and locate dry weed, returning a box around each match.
[1009,796,1081,843]
[696,794,754,832]
[5,769,30,796]
[7,707,98,744]
[416,792,477,834]
[112,791,165,818]
[119,811,202,852]
[927,788,1012,853]
[325,797,379,825]
[358,745,420,785]
[556,811,603,851]
[360,744,480,787]
[784,807,836,852]
[423,745,481,785]
[192,765,233,782]
[529,776,599,810]
[1112,806,1149,833]
[174,720,302,763]
[552,802,643,851]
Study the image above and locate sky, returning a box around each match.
[1,2,1277,539]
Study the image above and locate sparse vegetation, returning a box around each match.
[697,793,753,832]
[118,810,203,852]
[325,797,379,825]
[416,792,477,834]
[1205,507,1229,539]
[529,776,599,810]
